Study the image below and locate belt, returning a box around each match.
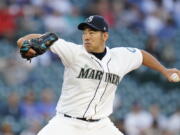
[63,114,100,122]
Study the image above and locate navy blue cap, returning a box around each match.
[78,15,108,32]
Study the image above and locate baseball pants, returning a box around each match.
[37,113,124,135]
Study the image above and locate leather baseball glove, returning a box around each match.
[20,32,58,60]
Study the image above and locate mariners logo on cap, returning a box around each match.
[86,16,94,22]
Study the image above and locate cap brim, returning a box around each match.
[78,23,101,31]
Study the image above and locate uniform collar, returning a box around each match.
[82,45,111,63]
[90,48,107,60]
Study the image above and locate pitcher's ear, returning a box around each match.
[103,32,109,41]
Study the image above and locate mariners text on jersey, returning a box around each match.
[77,67,120,85]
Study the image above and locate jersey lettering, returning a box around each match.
[88,69,95,79]
[95,70,104,80]
[77,68,90,78]
[77,68,120,85]
[77,68,103,80]
[105,73,120,85]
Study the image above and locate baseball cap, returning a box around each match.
[78,15,108,32]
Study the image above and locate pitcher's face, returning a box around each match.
[82,28,108,53]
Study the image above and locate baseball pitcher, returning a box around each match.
[17,15,180,135]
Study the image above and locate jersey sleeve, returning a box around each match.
[50,39,78,67]
[118,47,143,75]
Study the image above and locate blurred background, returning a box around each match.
[0,0,180,135]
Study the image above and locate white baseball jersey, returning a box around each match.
[50,39,143,120]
